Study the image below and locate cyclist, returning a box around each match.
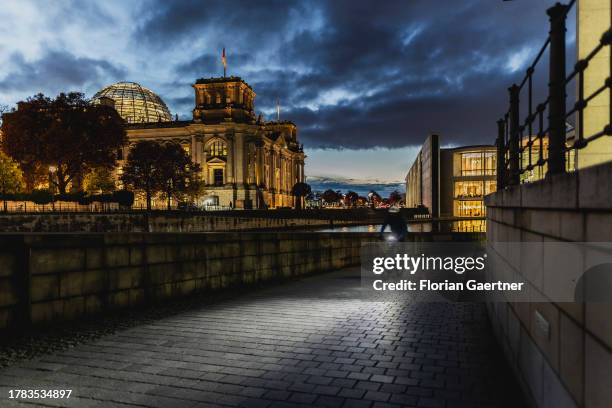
[380,205,407,241]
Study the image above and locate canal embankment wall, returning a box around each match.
[0,208,422,233]
[0,230,482,330]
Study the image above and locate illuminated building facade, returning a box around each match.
[576,0,611,169]
[405,134,496,218]
[93,77,305,209]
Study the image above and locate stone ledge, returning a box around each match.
[487,160,612,211]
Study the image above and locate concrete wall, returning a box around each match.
[485,160,612,408]
[0,209,390,233]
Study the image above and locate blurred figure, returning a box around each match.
[380,206,407,241]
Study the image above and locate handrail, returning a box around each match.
[496,1,611,187]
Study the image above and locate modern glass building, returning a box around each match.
[92,82,172,124]
[449,146,497,217]
[405,134,496,218]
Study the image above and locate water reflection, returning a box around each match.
[318,219,486,233]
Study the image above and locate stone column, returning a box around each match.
[300,160,305,183]
[226,133,234,184]
[256,143,263,186]
[279,155,284,194]
[234,132,245,185]
[202,150,208,184]
[191,135,197,163]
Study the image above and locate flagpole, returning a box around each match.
[222,48,227,78]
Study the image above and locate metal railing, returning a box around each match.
[497,1,612,188]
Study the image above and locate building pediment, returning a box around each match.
[207,157,227,164]
[274,134,288,148]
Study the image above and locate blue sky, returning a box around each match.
[0,0,574,190]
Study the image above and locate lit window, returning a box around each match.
[454,181,484,198]
[458,151,496,176]
[454,200,485,217]
[207,140,227,159]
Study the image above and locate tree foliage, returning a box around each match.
[291,182,311,210]
[120,141,165,211]
[181,177,206,206]
[157,143,201,210]
[0,92,126,193]
[83,167,116,194]
[30,189,53,205]
[0,151,25,211]
[321,189,342,205]
[368,190,382,208]
[388,190,402,205]
[0,104,8,127]
[344,191,359,207]
[121,141,201,210]
[112,190,135,208]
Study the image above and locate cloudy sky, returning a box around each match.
[0,0,574,191]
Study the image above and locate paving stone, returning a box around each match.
[0,267,525,408]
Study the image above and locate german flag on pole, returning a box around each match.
[222,48,227,77]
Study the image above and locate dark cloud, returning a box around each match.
[176,52,255,77]
[142,0,565,149]
[0,50,125,96]
[6,0,567,149]
[306,176,404,197]
[159,0,573,148]
[133,0,311,49]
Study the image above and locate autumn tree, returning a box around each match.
[0,104,8,126]
[388,190,402,205]
[321,189,341,206]
[83,167,116,194]
[182,176,207,207]
[291,182,311,210]
[0,151,25,211]
[344,191,359,208]
[157,143,201,210]
[1,92,126,193]
[368,190,382,208]
[121,141,201,211]
[120,141,165,211]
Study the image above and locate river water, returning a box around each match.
[317,219,486,233]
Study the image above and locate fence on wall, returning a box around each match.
[496,0,612,189]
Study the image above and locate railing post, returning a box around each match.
[508,84,520,185]
[496,119,506,189]
[547,3,568,176]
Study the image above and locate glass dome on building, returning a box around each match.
[92,82,172,124]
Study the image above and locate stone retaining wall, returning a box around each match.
[0,209,396,233]
[485,161,612,408]
[0,230,481,330]
[0,232,375,330]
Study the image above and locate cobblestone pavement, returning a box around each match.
[0,267,525,408]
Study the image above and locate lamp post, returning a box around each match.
[48,165,57,211]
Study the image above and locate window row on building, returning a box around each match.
[405,134,497,218]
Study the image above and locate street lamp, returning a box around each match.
[48,165,57,211]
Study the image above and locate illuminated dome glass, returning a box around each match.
[92,82,172,124]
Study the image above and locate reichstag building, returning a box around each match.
[92,78,305,209]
